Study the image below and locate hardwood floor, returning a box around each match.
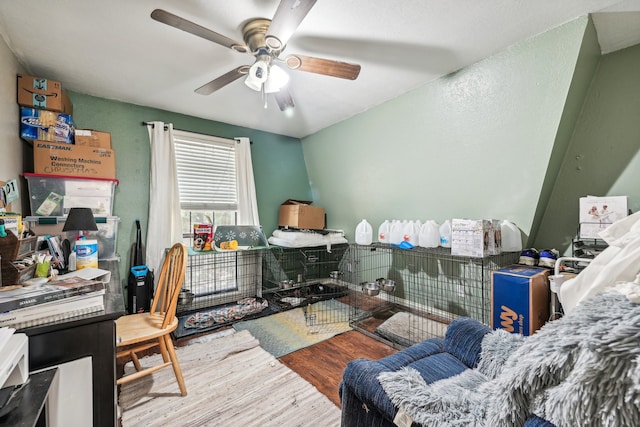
[279,329,397,407]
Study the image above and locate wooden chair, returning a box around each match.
[115,243,188,395]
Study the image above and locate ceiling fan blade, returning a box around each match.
[265,0,317,50]
[195,66,249,95]
[151,9,248,52]
[294,36,459,74]
[273,90,295,111]
[285,55,361,80]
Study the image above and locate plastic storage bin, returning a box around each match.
[25,216,120,260]
[24,173,118,216]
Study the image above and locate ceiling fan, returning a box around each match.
[151,0,361,111]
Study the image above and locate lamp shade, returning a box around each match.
[63,207,98,232]
[244,59,269,91]
[264,64,289,94]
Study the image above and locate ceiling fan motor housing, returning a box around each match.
[242,18,282,55]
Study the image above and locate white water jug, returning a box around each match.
[402,220,420,246]
[419,220,440,248]
[389,220,404,245]
[500,220,522,252]
[439,220,452,248]
[378,220,391,243]
[355,219,373,245]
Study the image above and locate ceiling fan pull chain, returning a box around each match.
[262,85,268,109]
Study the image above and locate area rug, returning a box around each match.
[232,299,353,358]
[119,329,340,427]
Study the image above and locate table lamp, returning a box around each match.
[62,207,98,271]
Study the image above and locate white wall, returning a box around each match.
[0,34,25,213]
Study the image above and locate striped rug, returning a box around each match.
[119,330,340,426]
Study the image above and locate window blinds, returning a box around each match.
[172,130,238,211]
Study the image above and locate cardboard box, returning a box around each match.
[74,130,112,148]
[32,141,116,179]
[20,107,75,144]
[278,199,325,230]
[579,195,628,238]
[17,74,73,114]
[491,265,550,336]
[451,219,501,258]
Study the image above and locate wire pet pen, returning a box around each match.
[263,244,353,327]
[173,249,269,338]
[347,243,519,347]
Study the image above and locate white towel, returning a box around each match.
[268,230,348,251]
[560,210,640,314]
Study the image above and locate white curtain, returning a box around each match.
[235,137,260,225]
[146,122,183,277]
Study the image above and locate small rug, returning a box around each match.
[376,311,449,347]
[119,329,340,427]
[233,299,353,358]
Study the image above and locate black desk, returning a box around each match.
[1,368,58,427]
[17,271,125,427]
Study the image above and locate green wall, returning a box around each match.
[302,17,591,243]
[528,17,601,249]
[535,42,640,252]
[68,93,311,279]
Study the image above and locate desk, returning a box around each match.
[0,368,58,427]
[17,264,125,427]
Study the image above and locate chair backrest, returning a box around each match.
[150,243,188,329]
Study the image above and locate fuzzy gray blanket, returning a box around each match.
[378,287,640,427]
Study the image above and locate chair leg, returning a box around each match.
[131,351,142,372]
[163,334,187,396]
[158,336,170,363]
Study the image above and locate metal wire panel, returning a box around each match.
[176,249,264,315]
[349,243,519,347]
[173,243,518,344]
[262,244,352,326]
[262,244,350,290]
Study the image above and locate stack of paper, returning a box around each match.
[0,277,105,329]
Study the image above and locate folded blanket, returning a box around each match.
[268,229,348,250]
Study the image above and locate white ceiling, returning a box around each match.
[1,0,639,138]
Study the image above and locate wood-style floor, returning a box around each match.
[119,289,399,409]
[279,329,397,407]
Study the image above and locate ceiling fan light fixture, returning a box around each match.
[244,59,269,91]
[264,64,290,93]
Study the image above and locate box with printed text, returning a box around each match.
[20,107,75,144]
[32,141,116,179]
[491,265,550,336]
[17,74,73,114]
[451,218,502,258]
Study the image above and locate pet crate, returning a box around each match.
[347,243,519,348]
[174,248,269,338]
[262,244,352,327]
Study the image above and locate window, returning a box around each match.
[173,130,239,294]
[173,130,238,237]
